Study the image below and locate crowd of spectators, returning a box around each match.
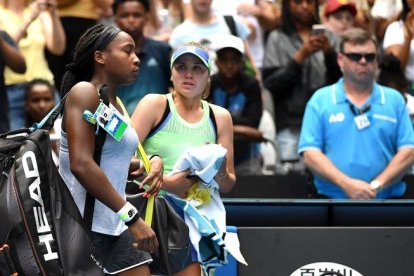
[6,2,414,276]
[1,0,414,199]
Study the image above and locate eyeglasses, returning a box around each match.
[342,52,377,63]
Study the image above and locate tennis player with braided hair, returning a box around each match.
[58,24,162,275]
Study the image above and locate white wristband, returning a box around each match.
[117,202,138,223]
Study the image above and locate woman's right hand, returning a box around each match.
[163,170,198,198]
[130,218,159,253]
[295,34,325,64]
[140,156,163,196]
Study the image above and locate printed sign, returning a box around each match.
[290,262,363,276]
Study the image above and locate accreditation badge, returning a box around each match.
[354,114,370,130]
[94,102,128,141]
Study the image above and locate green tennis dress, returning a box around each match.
[142,93,216,175]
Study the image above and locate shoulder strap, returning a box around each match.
[148,95,171,137]
[117,98,155,226]
[32,93,69,131]
[83,85,109,230]
[224,15,238,37]
[93,85,109,167]
[136,143,155,226]
[208,105,218,143]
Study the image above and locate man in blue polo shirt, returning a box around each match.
[298,28,414,199]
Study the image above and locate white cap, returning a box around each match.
[211,35,245,55]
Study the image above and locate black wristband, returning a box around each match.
[125,212,140,227]
[149,154,161,160]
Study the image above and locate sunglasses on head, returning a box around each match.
[341,52,376,62]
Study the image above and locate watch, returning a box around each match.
[370,180,382,190]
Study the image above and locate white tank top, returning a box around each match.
[59,106,138,236]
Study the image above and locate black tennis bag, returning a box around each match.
[0,128,104,275]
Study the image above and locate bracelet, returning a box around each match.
[149,154,161,160]
[215,170,228,180]
[117,202,140,225]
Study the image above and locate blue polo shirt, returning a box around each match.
[298,78,414,199]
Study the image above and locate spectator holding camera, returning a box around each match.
[0,0,65,130]
[262,0,341,171]
[299,28,414,199]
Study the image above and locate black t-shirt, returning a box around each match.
[0,31,18,133]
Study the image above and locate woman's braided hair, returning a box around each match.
[60,24,121,98]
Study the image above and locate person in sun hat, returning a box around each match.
[324,0,357,35]
[131,41,239,275]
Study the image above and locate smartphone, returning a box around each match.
[311,24,326,36]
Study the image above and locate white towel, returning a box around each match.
[168,144,247,274]
[172,143,227,187]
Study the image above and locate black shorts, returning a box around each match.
[91,230,152,274]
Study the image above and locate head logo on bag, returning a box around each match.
[0,86,105,274]
[22,151,59,262]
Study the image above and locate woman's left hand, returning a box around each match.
[140,156,163,196]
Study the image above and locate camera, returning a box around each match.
[311,24,326,36]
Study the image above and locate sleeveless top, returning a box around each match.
[143,93,217,175]
[0,7,54,85]
[59,104,138,236]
